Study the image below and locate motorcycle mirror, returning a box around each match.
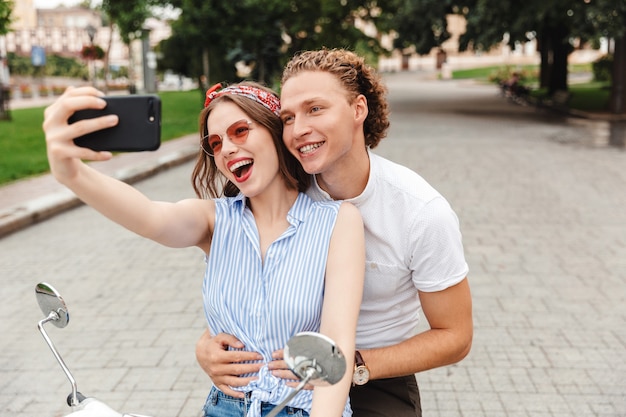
[36,282,69,328]
[35,282,82,406]
[267,332,347,417]
[284,331,346,386]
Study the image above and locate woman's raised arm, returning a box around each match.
[43,86,214,250]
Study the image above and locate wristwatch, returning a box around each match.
[352,350,370,385]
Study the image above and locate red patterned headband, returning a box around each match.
[204,83,281,117]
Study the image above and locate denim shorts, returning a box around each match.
[202,386,309,417]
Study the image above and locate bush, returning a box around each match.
[19,84,32,97]
[592,54,613,82]
[46,54,89,78]
[488,66,537,86]
[7,52,88,79]
[7,53,34,76]
[51,85,66,95]
[80,45,105,61]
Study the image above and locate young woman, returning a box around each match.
[42,82,365,417]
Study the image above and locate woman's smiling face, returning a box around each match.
[206,101,282,198]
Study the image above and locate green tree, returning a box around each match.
[1,0,13,120]
[390,0,626,113]
[101,0,153,92]
[388,0,454,55]
[581,0,626,113]
[158,0,387,89]
[457,0,626,112]
[279,0,389,59]
[0,0,11,35]
[457,0,587,94]
[157,0,243,104]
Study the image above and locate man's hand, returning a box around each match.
[196,330,263,398]
[268,349,313,390]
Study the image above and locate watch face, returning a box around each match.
[353,366,370,385]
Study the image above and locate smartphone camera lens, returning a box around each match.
[147,98,156,123]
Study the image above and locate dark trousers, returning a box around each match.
[350,375,421,417]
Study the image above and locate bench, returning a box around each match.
[499,81,531,105]
[535,90,571,113]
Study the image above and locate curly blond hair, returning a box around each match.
[281,48,390,149]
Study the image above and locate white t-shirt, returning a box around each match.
[306,151,468,348]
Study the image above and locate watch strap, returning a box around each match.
[355,350,366,367]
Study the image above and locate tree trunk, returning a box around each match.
[258,59,266,85]
[548,42,568,94]
[547,23,569,95]
[538,23,570,95]
[537,34,550,89]
[609,35,626,114]
[199,47,210,103]
[127,39,136,94]
[102,21,114,94]
[202,48,210,84]
[0,84,9,121]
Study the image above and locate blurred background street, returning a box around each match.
[1,73,625,417]
[2,0,626,415]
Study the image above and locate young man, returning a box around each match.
[196,48,473,417]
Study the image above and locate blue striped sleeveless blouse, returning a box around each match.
[202,192,351,417]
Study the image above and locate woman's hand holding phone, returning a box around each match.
[43,86,119,181]
[69,94,161,153]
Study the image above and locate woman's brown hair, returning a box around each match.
[191,81,310,199]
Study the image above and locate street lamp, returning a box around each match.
[85,24,97,86]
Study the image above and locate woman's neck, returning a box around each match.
[247,181,299,224]
[247,182,299,261]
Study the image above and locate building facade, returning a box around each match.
[6,1,170,66]
[2,0,171,92]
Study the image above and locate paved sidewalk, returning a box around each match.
[1,73,625,417]
[0,133,199,238]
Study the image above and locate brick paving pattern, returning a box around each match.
[1,73,624,417]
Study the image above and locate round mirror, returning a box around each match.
[35,282,69,328]
[284,332,346,386]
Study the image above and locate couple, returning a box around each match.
[43,48,472,417]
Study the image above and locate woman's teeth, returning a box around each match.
[230,159,253,173]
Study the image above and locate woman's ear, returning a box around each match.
[354,94,368,123]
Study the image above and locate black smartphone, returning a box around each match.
[70,95,161,152]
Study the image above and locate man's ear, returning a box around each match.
[354,94,368,123]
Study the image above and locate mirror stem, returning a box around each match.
[266,368,316,417]
[38,314,79,406]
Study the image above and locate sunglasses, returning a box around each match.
[201,119,253,156]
